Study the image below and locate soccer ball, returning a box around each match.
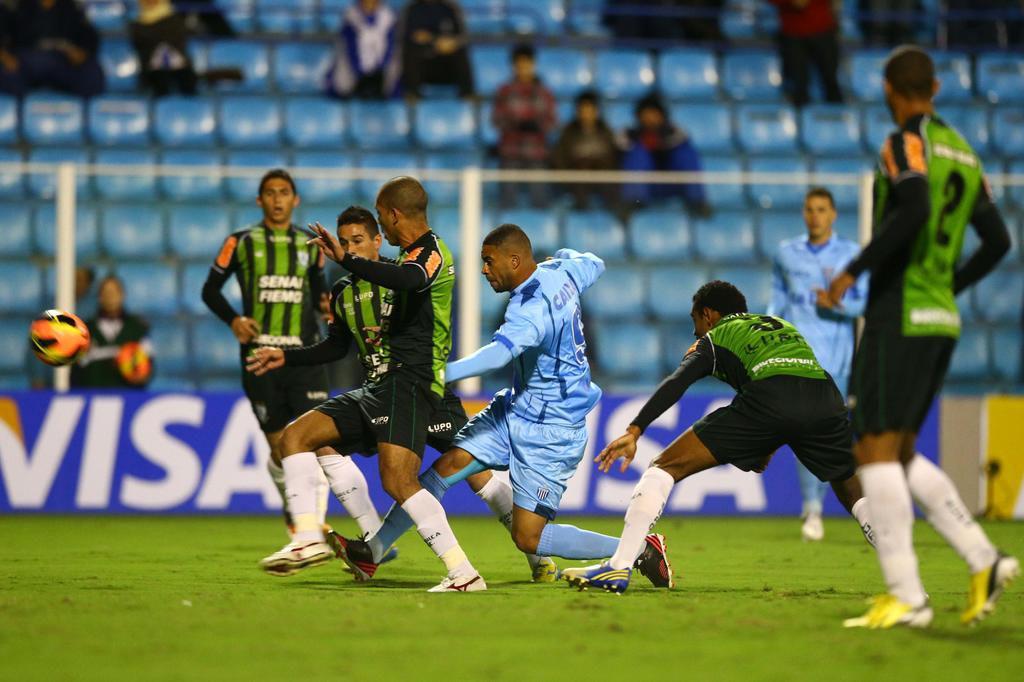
[29,309,91,366]
[116,341,152,384]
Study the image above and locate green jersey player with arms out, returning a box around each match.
[825,46,1017,629]
[563,280,876,593]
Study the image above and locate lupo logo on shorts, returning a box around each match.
[371,416,389,425]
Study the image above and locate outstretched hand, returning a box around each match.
[595,428,640,473]
[245,347,284,376]
[307,222,347,264]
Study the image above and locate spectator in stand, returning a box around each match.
[859,0,916,46]
[768,0,843,107]
[399,0,473,100]
[326,0,400,99]
[172,0,234,36]
[552,90,620,210]
[0,0,105,97]
[620,95,709,216]
[492,43,556,209]
[130,0,198,97]
[71,275,154,389]
[946,0,1022,49]
[603,0,723,42]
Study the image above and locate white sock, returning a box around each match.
[609,467,674,570]
[320,453,383,536]
[402,489,476,578]
[282,452,325,543]
[476,476,543,570]
[858,462,927,607]
[316,466,329,527]
[906,453,997,573]
[267,458,288,512]
[850,497,876,547]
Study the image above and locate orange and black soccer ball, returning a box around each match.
[29,310,91,366]
[116,341,152,384]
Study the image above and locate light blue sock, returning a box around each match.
[796,460,828,515]
[369,468,452,562]
[536,523,620,560]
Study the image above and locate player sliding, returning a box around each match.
[563,280,875,594]
[330,224,672,588]
[249,206,557,582]
[826,46,1018,629]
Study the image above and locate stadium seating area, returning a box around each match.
[0,24,1022,391]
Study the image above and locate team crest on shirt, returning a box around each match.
[298,251,309,267]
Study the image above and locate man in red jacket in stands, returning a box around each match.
[768,0,844,107]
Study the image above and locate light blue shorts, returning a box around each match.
[452,391,588,519]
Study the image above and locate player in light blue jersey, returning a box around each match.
[330,224,672,587]
[767,187,868,542]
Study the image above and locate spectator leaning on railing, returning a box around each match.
[326,0,400,99]
[399,0,473,100]
[71,275,154,389]
[768,0,843,107]
[552,90,620,211]
[130,0,198,97]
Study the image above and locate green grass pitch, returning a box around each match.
[2,515,1022,681]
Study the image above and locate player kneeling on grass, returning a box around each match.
[330,224,672,589]
[563,280,876,594]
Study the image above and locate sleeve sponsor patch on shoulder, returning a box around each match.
[685,340,699,356]
[424,249,442,279]
[901,131,927,174]
[405,247,423,262]
[215,235,238,269]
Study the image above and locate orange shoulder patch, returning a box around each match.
[685,340,699,356]
[405,247,423,262]
[215,236,238,269]
[424,250,443,278]
[902,132,927,174]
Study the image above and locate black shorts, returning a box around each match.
[314,371,442,457]
[849,327,954,435]
[334,388,468,457]
[241,364,330,433]
[693,374,856,483]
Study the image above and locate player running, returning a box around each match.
[257,177,488,592]
[563,280,875,594]
[248,206,557,582]
[768,187,868,541]
[329,224,672,588]
[826,46,1018,629]
[201,169,380,550]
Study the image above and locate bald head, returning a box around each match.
[376,176,428,219]
[884,45,936,100]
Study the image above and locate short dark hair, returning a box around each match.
[483,223,533,255]
[377,176,428,218]
[259,168,297,195]
[635,93,667,118]
[692,280,748,317]
[511,43,535,62]
[576,89,600,108]
[884,45,935,99]
[336,205,380,236]
[805,186,835,208]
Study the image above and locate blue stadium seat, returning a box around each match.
[497,209,561,255]
[811,157,872,212]
[461,0,507,34]
[933,52,973,103]
[0,262,43,313]
[115,263,179,316]
[747,157,810,209]
[566,0,607,36]
[627,209,691,261]
[594,50,656,100]
[98,39,139,92]
[274,42,332,94]
[1008,160,1024,208]
[356,152,418,202]
[192,318,242,372]
[219,96,282,147]
[758,213,803,259]
[257,0,318,33]
[22,93,83,146]
[674,104,734,154]
[508,0,565,34]
[736,104,798,155]
[659,322,696,373]
[88,96,150,146]
[693,211,758,263]
[976,53,1024,104]
[0,148,23,200]
[657,49,719,101]
[349,100,410,150]
[429,208,462,261]
[0,95,16,145]
[33,204,98,258]
[91,149,158,204]
[471,45,509,97]
[291,151,356,204]
[712,265,773,313]
[992,327,1023,382]
[721,51,782,101]
[101,205,166,259]
[941,106,991,156]
[861,105,895,154]
[414,100,477,150]
[182,262,242,315]
[85,0,127,31]
[154,96,217,147]
[700,156,746,209]
[646,266,710,320]
[721,0,757,40]
[283,97,347,148]
[974,267,1023,324]
[422,153,480,206]
[585,266,646,318]
[159,149,224,201]
[206,40,271,92]
[848,50,889,101]
[564,210,626,259]
[26,147,90,200]
[593,323,661,380]
[224,150,290,201]
[148,323,190,375]
[800,105,861,155]
[168,205,233,260]
[536,48,592,98]
[949,328,990,381]
[0,320,29,372]
[0,203,33,257]
[991,109,1024,159]
[601,100,633,133]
